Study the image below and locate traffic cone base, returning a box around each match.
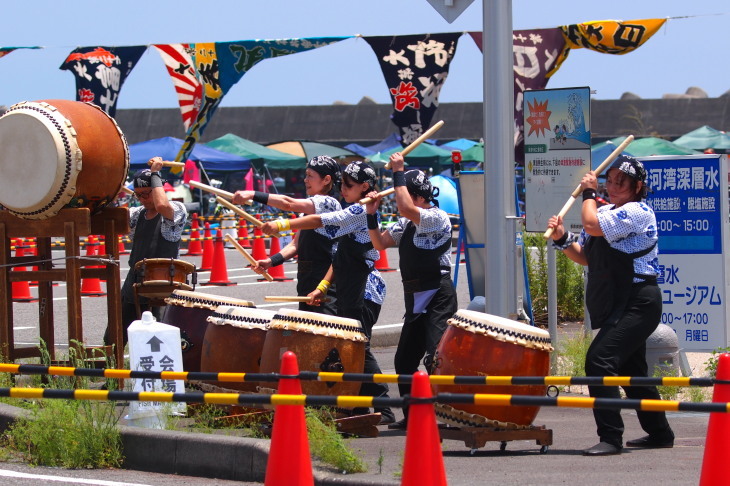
[203,229,236,286]
[264,351,313,486]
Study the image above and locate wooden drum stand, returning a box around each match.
[0,208,129,368]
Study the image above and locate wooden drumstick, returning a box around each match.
[121,186,134,195]
[543,134,635,239]
[359,187,395,206]
[223,234,274,282]
[148,160,186,168]
[189,180,252,205]
[383,120,445,170]
[264,296,331,303]
[216,197,282,238]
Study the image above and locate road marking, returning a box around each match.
[0,468,152,485]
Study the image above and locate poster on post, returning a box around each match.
[643,154,729,352]
[523,87,591,233]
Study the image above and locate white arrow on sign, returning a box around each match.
[425,0,475,23]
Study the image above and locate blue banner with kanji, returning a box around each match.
[60,45,147,117]
[364,33,462,146]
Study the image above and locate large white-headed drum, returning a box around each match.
[201,305,276,393]
[431,309,553,428]
[259,308,367,397]
[0,100,129,219]
[161,290,255,372]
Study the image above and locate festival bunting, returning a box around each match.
[561,19,666,54]
[156,37,349,167]
[364,33,462,145]
[0,46,40,60]
[59,46,147,117]
[469,28,570,165]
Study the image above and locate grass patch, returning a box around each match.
[305,409,367,474]
[553,332,592,385]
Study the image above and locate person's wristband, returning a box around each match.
[582,188,597,202]
[252,191,269,204]
[393,171,406,187]
[275,218,291,232]
[366,213,379,230]
[316,279,330,294]
[150,172,163,188]
[269,252,285,267]
[553,233,568,247]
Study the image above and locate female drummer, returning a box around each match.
[104,157,187,346]
[260,160,394,425]
[364,152,457,430]
[232,156,341,314]
[546,155,674,456]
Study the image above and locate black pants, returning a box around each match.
[394,278,456,411]
[585,282,674,447]
[359,299,390,400]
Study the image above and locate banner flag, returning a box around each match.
[156,37,348,168]
[60,45,147,117]
[561,18,666,54]
[364,33,462,145]
[0,46,41,60]
[469,28,569,165]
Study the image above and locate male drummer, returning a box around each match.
[103,157,187,347]
[364,152,457,429]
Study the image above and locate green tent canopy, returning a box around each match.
[368,142,452,171]
[673,125,730,151]
[206,133,306,170]
[608,136,701,157]
[459,142,484,164]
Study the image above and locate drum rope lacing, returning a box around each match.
[0,255,119,269]
[166,293,252,309]
[450,313,553,347]
[209,312,271,326]
[272,313,366,335]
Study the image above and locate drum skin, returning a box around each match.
[0,99,128,219]
[432,325,550,426]
[200,324,268,393]
[259,329,365,397]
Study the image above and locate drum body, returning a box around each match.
[432,309,553,428]
[133,258,196,299]
[0,100,129,219]
[161,290,255,372]
[259,309,367,397]
[201,306,276,393]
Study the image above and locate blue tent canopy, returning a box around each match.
[429,175,459,216]
[439,138,478,151]
[345,133,401,157]
[590,142,634,171]
[129,137,251,173]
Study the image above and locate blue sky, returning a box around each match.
[1,0,728,110]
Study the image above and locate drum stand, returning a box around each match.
[0,208,129,370]
[439,424,552,454]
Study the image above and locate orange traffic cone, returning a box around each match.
[118,235,129,255]
[265,236,291,282]
[401,371,447,486]
[264,351,313,486]
[26,238,39,286]
[251,227,268,262]
[700,353,730,485]
[185,213,203,256]
[81,235,106,296]
[238,218,251,249]
[374,248,396,272]
[203,230,235,286]
[199,222,214,271]
[11,238,36,302]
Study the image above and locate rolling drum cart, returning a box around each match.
[439,423,553,454]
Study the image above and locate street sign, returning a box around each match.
[425,0,475,23]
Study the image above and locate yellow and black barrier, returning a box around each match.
[0,363,716,388]
[0,387,728,414]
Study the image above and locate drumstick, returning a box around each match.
[543,134,635,239]
[121,186,134,195]
[264,296,331,303]
[223,234,274,282]
[189,180,252,205]
[359,187,395,206]
[148,160,186,168]
[383,120,445,170]
[216,197,282,238]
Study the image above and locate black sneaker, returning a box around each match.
[387,418,408,430]
[376,408,396,425]
[625,435,674,449]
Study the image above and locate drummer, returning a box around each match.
[260,160,395,425]
[364,152,457,430]
[103,157,187,346]
[231,156,341,315]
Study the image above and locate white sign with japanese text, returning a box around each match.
[643,154,729,351]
